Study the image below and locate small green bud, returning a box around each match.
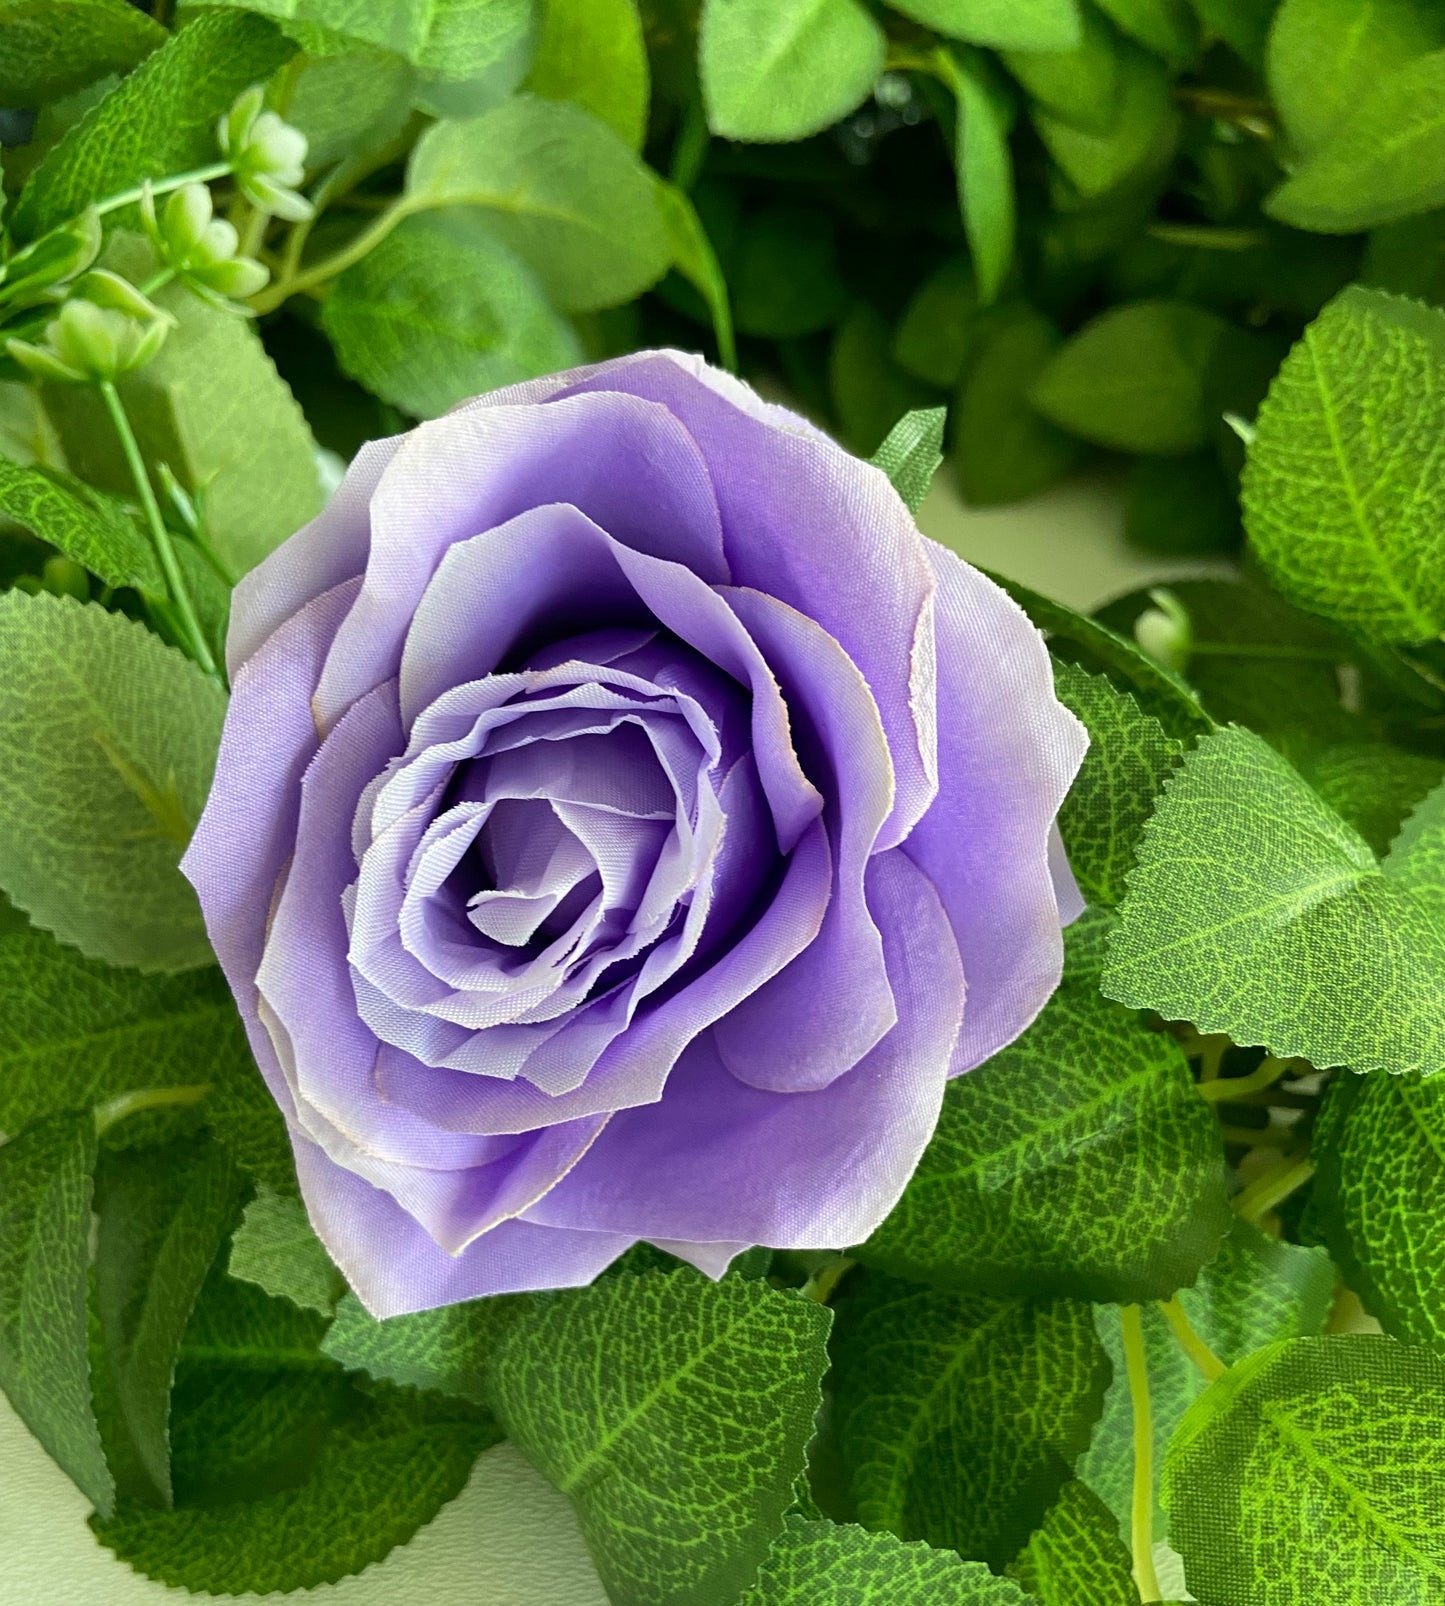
[7,272,173,384]
[217,84,314,222]
[140,177,270,310]
[0,208,102,310]
[1133,588,1193,674]
[41,555,89,601]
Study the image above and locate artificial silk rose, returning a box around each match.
[183,351,1087,1317]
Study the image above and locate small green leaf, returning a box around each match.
[1163,1335,1445,1604]
[1007,1480,1137,1605]
[855,911,1229,1302]
[406,95,671,313]
[894,258,979,388]
[1093,0,1198,61]
[1266,49,1445,231]
[0,592,225,973]
[1032,42,1178,196]
[491,1268,831,1606]
[830,1271,1108,1568]
[655,179,737,372]
[0,0,164,108]
[1103,725,1445,1075]
[0,1112,113,1515]
[829,303,938,456]
[742,1519,1038,1604]
[1001,6,1123,131]
[286,43,415,170]
[870,406,946,516]
[322,1290,528,1404]
[888,0,1081,50]
[1191,0,1271,65]
[228,1188,345,1318]
[11,10,292,240]
[0,459,161,595]
[1241,286,1445,643]
[1031,299,1236,454]
[525,0,649,148]
[950,48,1015,304]
[699,0,886,143]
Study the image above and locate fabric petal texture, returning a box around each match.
[183,350,1086,1316]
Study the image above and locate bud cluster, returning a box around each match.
[5,270,174,385]
[217,86,313,222]
[141,181,269,310]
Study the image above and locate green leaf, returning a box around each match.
[1093,0,1198,61]
[1303,742,1445,856]
[1032,41,1178,196]
[1001,6,1123,132]
[951,306,1086,504]
[227,1188,345,1318]
[1267,0,1445,160]
[829,303,939,456]
[406,95,671,313]
[1079,1219,1335,1543]
[0,592,225,973]
[855,911,1229,1302]
[0,459,161,596]
[1053,661,1187,906]
[322,211,582,419]
[322,1289,529,1404]
[526,0,649,148]
[0,1112,113,1515]
[1265,47,1445,232]
[1103,724,1445,1075]
[286,43,415,170]
[1125,451,1240,556]
[870,406,946,516]
[699,0,886,143]
[491,1268,831,1606]
[894,258,979,388]
[1241,286,1445,643]
[655,179,738,372]
[1163,1335,1445,1604]
[0,0,164,108]
[732,205,849,338]
[830,1272,1109,1568]
[11,10,292,241]
[742,1519,1039,1604]
[887,0,1081,49]
[950,48,1015,304]
[1191,0,1272,65]
[92,1136,246,1505]
[1030,299,1236,454]
[1006,1480,1137,1605]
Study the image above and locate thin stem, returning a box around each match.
[669,95,710,192]
[95,1082,211,1136]
[94,162,231,218]
[1199,1053,1292,1104]
[250,198,414,313]
[98,381,219,680]
[139,267,177,297]
[1159,1297,1226,1383]
[1234,1154,1315,1227]
[802,1256,855,1304]
[1147,223,1265,250]
[1194,1033,1228,1083]
[1121,1305,1164,1605]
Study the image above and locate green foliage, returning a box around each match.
[0,0,164,108]
[857,911,1229,1302]
[526,0,650,149]
[491,1268,831,1606]
[731,206,848,338]
[890,0,1081,51]
[829,1271,1109,1568]
[1242,287,1445,642]
[322,1290,528,1403]
[0,1112,113,1515]
[948,49,1015,304]
[894,258,977,388]
[0,591,224,972]
[1006,1480,1136,1605]
[1164,1335,1445,1605]
[227,1188,345,1318]
[869,405,946,515]
[0,458,161,594]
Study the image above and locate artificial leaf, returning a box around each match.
[830,1271,1109,1568]
[92,1136,246,1505]
[855,911,1229,1301]
[526,0,650,148]
[1124,452,1239,555]
[1001,6,1123,132]
[406,95,671,313]
[0,1112,113,1515]
[1007,1479,1137,1605]
[322,1290,528,1403]
[1191,0,1272,64]
[1303,742,1445,856]
[0,591,225,973]
[950,48,1015,304]
[491,1268,830,1606]
[742,1519,1038,1604]
[11,10,291,240]
[1103,725,1445,1074]
[1079,1219,1335,1542]
[322,211,582,419]
[227,1188,345,1318]
[894,258,978,388]
[285,42,415,170]
[0,0,164,108]
[732,205,849,338]
[1163,1335,1445,1604]
[0,459,161,595]
[1093,0,1198,62]
[1032,42,1178,197]
[699,0,886,143]
[887,0,1081,51]
[870,406,946,516]
[655,180,738,372]
[829,303,938,456]
[1240,286,1445,643]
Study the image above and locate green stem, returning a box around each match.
[1159,1297,1226,1383]
[1121,1305,1164,1604]
[250,198,414,313]
[98,380,219,681]
[139,267,177,297]
[94,162,231,218]
[1235,1154,1315,1227]
[1199,1053,1292,1104]
[95,1082,211,1136]
[802,1256,855,1304]
[1194,1033,1228,1083]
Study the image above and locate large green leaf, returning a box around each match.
[887,0,1081,50]
[1163,1335,1445,1605]
[406,96,671,312]
[830,1272,1109,1568]
[742,1520,1038,1604]
[0,459,161,596]
[1079,1219,1335,1542]
[699,0,885,143]
[11,10,291,240]
[285,42,415,170]
[857,912,1228,1302]
[0,1112,113,1515]
[322,211,582,419]
[227,1188,345,1319]
[525,0,649,147]
[1104,726,1445,1074]
[0,0,164,107]
[0,592,225,973]
[491,1268,830,1606]
[1240,287,1445,643]
[1007,1480,1136,1605]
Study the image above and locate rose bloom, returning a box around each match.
[184,352,1086,1317]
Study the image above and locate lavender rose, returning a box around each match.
[183,352,1086,1317]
